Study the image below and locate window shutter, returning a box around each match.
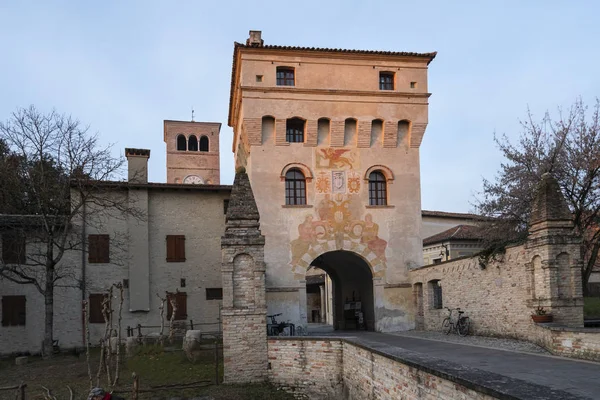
[88,235,97,263]
[2,296,26,326]
[166,235,185,262]
[176,292,187,320]
[1,296,9,326]
[89,294,106,323]
[100,235,110,263]
[177,236,185,261]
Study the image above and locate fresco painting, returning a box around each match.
[316,148,359,170]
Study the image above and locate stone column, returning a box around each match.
[221,169,268,383]
[525,173,584,327]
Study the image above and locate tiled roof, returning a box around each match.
[72,180,232,192]
[423,225,482,246]
[421,210,482,220]
[228,41,437,126]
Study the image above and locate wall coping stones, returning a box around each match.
[268,336,588,400]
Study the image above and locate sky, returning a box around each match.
[1,1,599,213]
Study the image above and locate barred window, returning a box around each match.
[430,280,443,309]
[379,72,394,90]
[368,171,387,206]
[285,169,306,205]
[286,118,304,143]
[276,67,295,86]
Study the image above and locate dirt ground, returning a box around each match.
[0,347,295,400]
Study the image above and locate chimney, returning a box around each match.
[246,30,264,47]
[125,148,151,183]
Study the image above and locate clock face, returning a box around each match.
[183,175,204,184]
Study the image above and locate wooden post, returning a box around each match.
[132,373,139,400]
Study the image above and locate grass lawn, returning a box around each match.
[0,345,295,400]
[584,297,600,318]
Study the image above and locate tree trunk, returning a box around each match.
[42,264,55,358]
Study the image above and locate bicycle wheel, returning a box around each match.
[457,317,470,337]
[441,318,452,335]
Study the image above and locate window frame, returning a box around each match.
[286,118,305,143]
[276,67,295,86]
[1,295,26,326]
[166,235,186,262]
[285,169,307,206]
[379,72,395,90]
[368,171,387,206]
[88,234,110,264]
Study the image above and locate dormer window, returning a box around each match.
[379,72,394,90]
[276,67,295,86]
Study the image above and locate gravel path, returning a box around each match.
[389,330,551,355]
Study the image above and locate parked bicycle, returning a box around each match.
[267,313,296,336]
[441,307,470,336]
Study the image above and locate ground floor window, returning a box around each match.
[1,295,26,326]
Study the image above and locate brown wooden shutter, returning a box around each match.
[166,292,187,320]
[2,234,26,264]
[99,235,110,263]
[176,236,185,261]
[176,292,187,320]
[2,296,26,326]
[166,235,185,262]
[89,294,106,323]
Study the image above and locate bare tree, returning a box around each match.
[475,99,600,293]
[0,105,144,357]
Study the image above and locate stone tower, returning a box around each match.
[526,173,584,326]
[221,170,267,382]
[227,31,436,332]
[163,119,221,184]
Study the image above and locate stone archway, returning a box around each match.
[301,249,378,331]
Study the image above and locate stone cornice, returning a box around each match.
[240,85,431,99]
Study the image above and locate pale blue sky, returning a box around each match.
[1,1,599,212]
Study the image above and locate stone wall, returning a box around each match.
[409,244,539,340]
[267,338,519,400]
[534,325,600,361]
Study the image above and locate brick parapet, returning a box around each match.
[267,337,576,399]
[330,121,345,147]
[357,120,371,148]
[243,118,262,146]
[382,121,397,148]
[304,120,318,147]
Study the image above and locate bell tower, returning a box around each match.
[164,119,221,184]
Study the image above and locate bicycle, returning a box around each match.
[441,307,470,336]
[266,313,296,336]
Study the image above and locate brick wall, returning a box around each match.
[410,245,539,340]
[267,338,499,400]
[535,325,600,361]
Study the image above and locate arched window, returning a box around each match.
[286,118,305,143]
[285,169,306,205]
[188,135,198,151]
[368,171,387,206]
[176,134,187,151]
[199,136,209,152]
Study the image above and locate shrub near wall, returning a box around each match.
[410,244,539,341]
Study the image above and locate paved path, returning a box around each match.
[321,331,600,399]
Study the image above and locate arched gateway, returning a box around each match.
[306,250,376,331]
